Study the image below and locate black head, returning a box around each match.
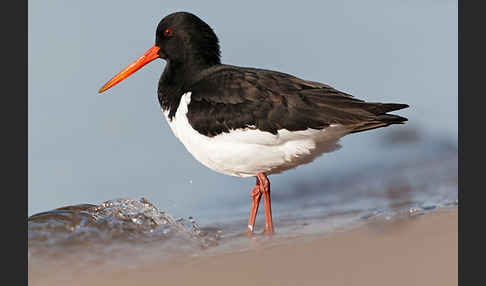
[98,12,221,94]
[155,12,221,68]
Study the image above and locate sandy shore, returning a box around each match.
[30,209,457,286]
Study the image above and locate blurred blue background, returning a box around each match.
[28,1,457,222]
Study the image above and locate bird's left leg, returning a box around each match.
[257,172,274,234]
[247,180,262,233]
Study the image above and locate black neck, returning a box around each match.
[158,57,219,119]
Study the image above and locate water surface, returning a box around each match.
[29,132,458,273]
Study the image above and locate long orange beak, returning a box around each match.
[98,45,160,94]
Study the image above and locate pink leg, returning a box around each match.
[247,182,262,233]
[257,173,274,235]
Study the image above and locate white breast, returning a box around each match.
[163,92,351,178]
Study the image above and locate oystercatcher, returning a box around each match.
[99,12,408,234]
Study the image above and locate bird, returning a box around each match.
[98,11,409,235]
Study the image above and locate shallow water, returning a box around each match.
[29,132,457,273]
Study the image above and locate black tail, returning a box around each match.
[349,103,409,134]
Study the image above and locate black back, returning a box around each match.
[184,65,408,137]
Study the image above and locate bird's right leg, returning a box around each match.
[247,179,262,233]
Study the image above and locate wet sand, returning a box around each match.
[30,208,457,286]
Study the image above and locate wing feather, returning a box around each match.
[187,65,408,137]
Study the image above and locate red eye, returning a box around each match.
[164,28,173,37]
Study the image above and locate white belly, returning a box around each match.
[163,92,351,178]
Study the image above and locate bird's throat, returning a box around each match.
[157,60,209,119]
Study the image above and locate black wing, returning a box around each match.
[187,65,408,137]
